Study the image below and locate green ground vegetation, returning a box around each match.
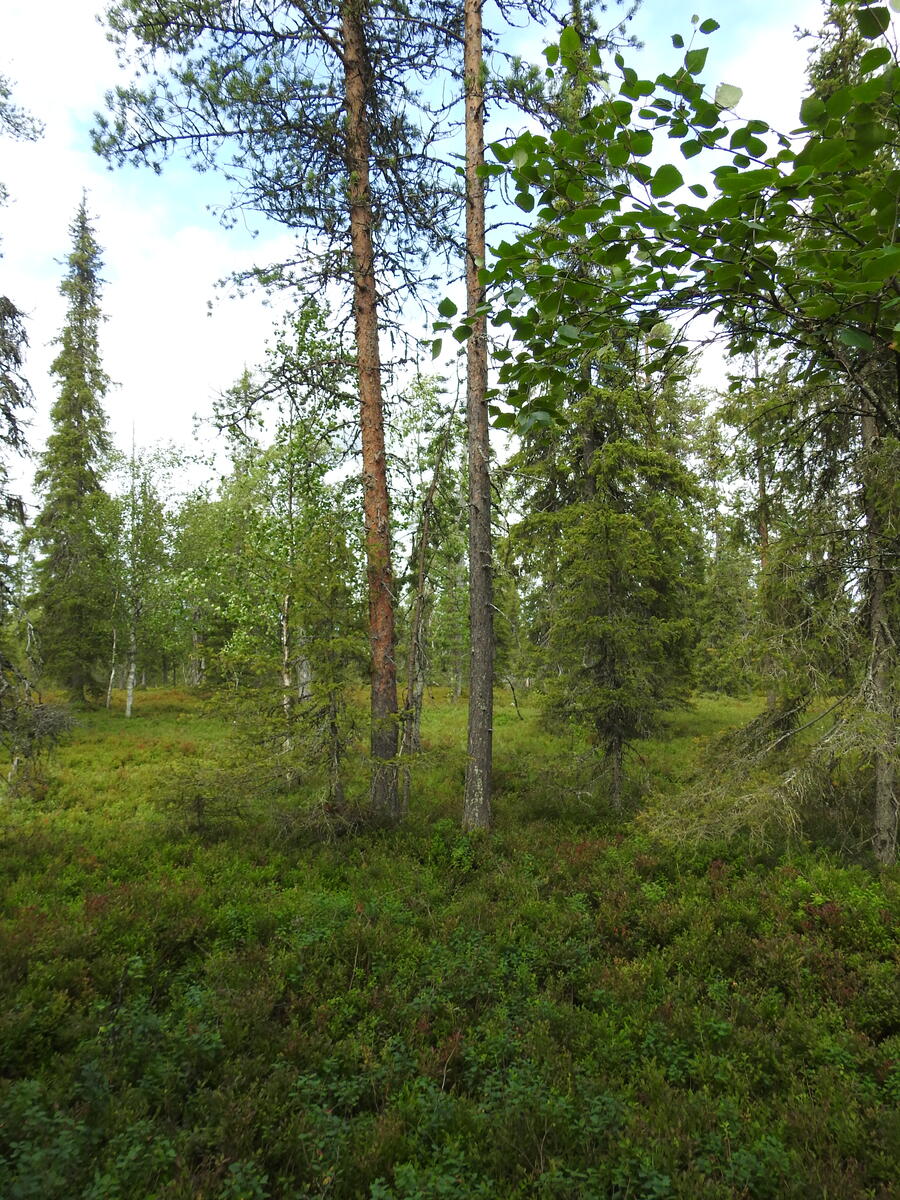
[1,688,898,1199]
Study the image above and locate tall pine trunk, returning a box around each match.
[462,0,493,831]
[342,0,399,821]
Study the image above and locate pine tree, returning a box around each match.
[31,198,115,701]
[96,0,463,820]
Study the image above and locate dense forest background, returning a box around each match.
[1,1,899,1197]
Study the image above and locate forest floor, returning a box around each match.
[1,689,898,1199]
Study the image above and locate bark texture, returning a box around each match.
[342,0,399,821]
[462,0,493,831]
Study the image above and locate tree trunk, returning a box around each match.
[280,591,295,752]
[757,449,778,713]
[296,633,313,702]
[106,625,117,709]
[125,605,138,719]
[861,403,897,864]
[400,403,457,813]
[400,578,431,816]
[342,0,399,822]
[462,0,493,832]
[328,689,346,808]
[580,360,597,502]
[754,354,776,714]
[280,593,293,711]
[609,735,624,811]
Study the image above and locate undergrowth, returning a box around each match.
[0,689,897,1198]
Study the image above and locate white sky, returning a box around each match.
[1,0,827,484]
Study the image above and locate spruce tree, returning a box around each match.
[514,340,704,808]
[31,198,114,701]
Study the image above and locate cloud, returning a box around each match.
[1,0,313,477]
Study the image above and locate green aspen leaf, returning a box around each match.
[715,82,743,109]
[860,46,892,73]
[512,146,529,169]
[559,25,581,56]
[861,246,900,280]
[437,297,457,318]
[544,43,559,65]
[837,327,875,349]
[430,338,442,359]
[490,141,513,163]
[650,163,684,197]
[515,191,535,212]
[630,129,653,155]
[452,324,472,343]
[799,95,826,125]
[689,183,708,198]
[699,18,719,33]
[681,139,703,158]
[685,47,708,75]
[856,6,890,37]
[506,286,526,306]
[691,13,700,24]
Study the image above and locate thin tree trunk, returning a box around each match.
[296,634,313,702]
[342,0,399,821]
[753,354,776,714]
[462,0,493,831]
[280,592,293,710]
[610,736,623,810]
[400,402,458,813]
[106,625,117,709]
[580,360,597,502]
[125,604,139,719]
[861,403,897,864]
[280,591,295,753]
[328,689,346,808]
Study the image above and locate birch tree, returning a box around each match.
[95,0,461,819]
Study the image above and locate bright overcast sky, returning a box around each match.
[1,0,825,476]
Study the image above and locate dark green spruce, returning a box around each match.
[30,198,115,702]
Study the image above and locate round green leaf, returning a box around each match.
[715,82,743,109]
[799,95,826,125]
[650,164,684,197]
[856,6,890,37]
[559,25,581,56]
[685,47,708,75]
